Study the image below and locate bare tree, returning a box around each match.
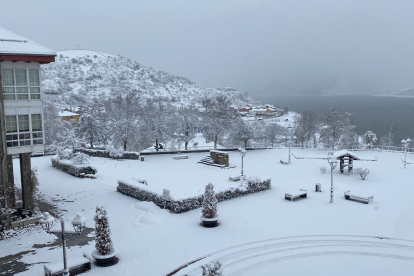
[202,95,237,149]
[319,109,355,149]
[293,110,318,148]
[175,104,200,150]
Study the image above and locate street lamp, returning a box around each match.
[40,212,86,276]
[238,147,247,179]
[327,155,338,203]
[401,138,411,169]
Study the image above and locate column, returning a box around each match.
[20,153,33,210]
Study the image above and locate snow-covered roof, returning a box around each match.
[0,26,56,56]
[252,109,267,112]
[332,150,361,159]
[58,111,79,117]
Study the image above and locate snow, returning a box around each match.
[0,26,56,56]
[3,148,414,276]
[333,149,362,159]
[57,49,116,59]
[58,111,79,117]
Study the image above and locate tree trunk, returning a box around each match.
[185,141,188,150]
[214,136,217,149]
[124,139,127,151]
[156,138,159,152]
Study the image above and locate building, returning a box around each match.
[0,26,56,211]
[59,110,80,123]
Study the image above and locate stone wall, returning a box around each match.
[210,150,229,167]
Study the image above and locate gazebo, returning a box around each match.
[332,150,361,174]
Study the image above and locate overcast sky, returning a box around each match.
[2,0,414,96]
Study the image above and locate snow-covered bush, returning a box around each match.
[105,145,124,159]
[72,152,91,165]
[202,183,218,219]
[202,261,223,276]
[117,178,271,214]
[319,166,327,174]
[354,167,370,180]
[193,141,199,149]
[75,148,140,160]
[94,206,114,255]
[51,158,97,177]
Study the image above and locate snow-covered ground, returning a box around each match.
[2,148,414,275]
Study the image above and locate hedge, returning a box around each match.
[117,177,271,214]
[75,148,140,160]
[51,158,97,177]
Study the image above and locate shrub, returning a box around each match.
[354,167,370,180]
[31,167,40,194]
[94,206,114,255]
[72,152,91,165]
[52,158,97,177]
[117,177,271,214]
[202,183,218,219]
[319,166,327,174]
[202,261,223,276]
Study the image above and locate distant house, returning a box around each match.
[59,110,80,123]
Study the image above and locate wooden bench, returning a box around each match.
[229,176,241,182]
[44,252,91,276]
[285,189,307,201]
[173,155,188,160]
[344,191,373,204]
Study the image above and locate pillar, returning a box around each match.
[20,153,33,210]
[6,155,15,207]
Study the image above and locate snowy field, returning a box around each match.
[2,148,414,275]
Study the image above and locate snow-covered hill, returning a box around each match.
[41,49,251,107]
[375,87,414,97]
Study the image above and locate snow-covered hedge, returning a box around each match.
[75,148,140,160]
[117,176,271,214]
[52,157,97,177]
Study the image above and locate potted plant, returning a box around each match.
[91,206,117,265]
[200,183,219,227]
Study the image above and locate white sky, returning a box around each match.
[2,0,414,96]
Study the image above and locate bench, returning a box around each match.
[229,176,241,182]
[44,252,91,276]
[344,191,373,204]
[285,189,307,201]
[173,155,188,160]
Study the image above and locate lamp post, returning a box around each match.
[401,138,411,169]
[40,213,86,276]
[239,147,247,179]
[327,155,338,203]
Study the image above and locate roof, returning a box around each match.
[0,26,56,57]
[332,150,361,159]
[58,111,79,117]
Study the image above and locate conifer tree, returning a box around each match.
[202,183,218,219]
[94,206,114,255]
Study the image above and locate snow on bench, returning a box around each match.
[344,191,373,204]
[173,155,188,160]
[229,176,241,182]
[285,189,307,201]
[44,253,91,276]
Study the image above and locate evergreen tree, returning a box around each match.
[94,206,114,255]
[202,183,218,219]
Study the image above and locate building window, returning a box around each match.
[2,68,41,101]
[5,114,43,147]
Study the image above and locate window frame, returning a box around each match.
[2,68,41,101]
[5,113,44,148]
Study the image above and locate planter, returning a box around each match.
[200,214,219,228]
[80,173,85,179]
[91,249,117,266]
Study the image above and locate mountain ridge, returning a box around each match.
[41,49,252,108]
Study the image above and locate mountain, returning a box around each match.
[41,49,251,108]
[375,87,414,97]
